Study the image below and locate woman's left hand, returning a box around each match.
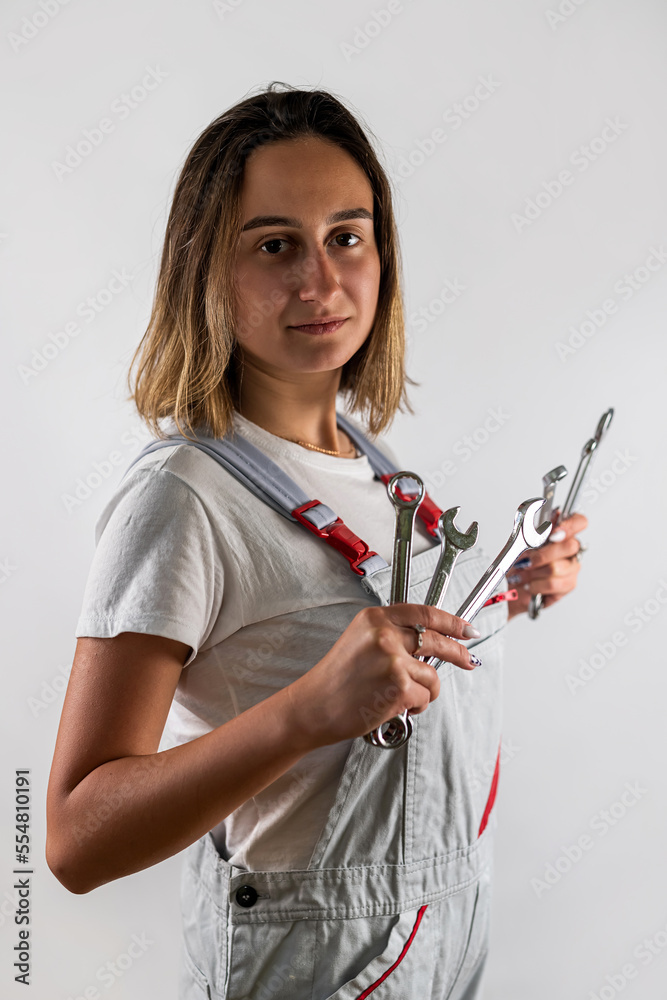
[505,512,589,620]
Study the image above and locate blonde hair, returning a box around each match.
[127,82,415,441]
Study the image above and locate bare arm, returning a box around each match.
[46,605,477,894]
[46,632,315,894]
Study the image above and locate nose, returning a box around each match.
[296,248,340,304]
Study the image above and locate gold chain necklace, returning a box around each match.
[283,436,358,457]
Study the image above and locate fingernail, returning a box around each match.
[469,654,482,667]
[513,557,531,569]
[507,573,521,585]
[463,625,481,638]
[550,529,566,542]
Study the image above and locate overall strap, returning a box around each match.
[120,416,403,578]
[121,416,515,605]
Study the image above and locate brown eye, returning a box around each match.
[333,233,360,247]
[260,238,289,254]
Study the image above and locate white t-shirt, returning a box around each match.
[75,411,436,871]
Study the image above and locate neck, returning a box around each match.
[235,353,352,454]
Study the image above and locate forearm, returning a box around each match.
[48,687,311,894]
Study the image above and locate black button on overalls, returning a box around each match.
[235,885,258,908]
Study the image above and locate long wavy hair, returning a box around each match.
[127,81,414,441]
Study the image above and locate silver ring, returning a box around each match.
[575,540,588,563]
[411,623,426,656]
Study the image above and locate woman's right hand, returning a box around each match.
[282,605,481,749]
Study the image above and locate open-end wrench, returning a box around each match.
[560,408,614,519]
[528,465,568,620]
[364,472,425,750]
[424,507,479,609]
[367,507,480,751]
[529,408,614,620]
[425,498,552,672]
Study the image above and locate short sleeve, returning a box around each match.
[74,467,223,668]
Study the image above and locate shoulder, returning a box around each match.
[93,444,221,544]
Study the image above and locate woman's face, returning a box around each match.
[233,136,381,377]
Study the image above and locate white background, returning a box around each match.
[2,0,666,997]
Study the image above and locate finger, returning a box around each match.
[520,569,579,597]
[550,512,588,539]
[396,625,479,672]
[388,603,481,641]
[526,554,582,581]
[406,661,440,710]
[516,534,582,570]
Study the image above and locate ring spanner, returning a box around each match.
[367,506,479,750]
[363,472,425,750]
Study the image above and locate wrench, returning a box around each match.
[363,472,425,750]
[529,408,614,619]
[528,465,568,620]
[424,507,479,609]
[561,408,614,519]
[367,507,479,750]
[426,498,552,672]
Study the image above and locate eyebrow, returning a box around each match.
[241,207,373,232]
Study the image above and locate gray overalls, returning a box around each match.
[127,417,507,1000]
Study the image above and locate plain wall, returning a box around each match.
[2,0,666,996]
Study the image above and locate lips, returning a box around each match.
[289,318,348,335]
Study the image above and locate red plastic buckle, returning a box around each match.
[482,588,518,608]
[379,474,443,539]
[292,500,379,576]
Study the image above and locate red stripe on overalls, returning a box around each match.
[478,739,502,838]
[354,904,428,999]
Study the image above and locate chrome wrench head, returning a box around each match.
[529,466,568,619]
[455,498,550,624]
[561,408,614,519]
[442,506,479,552]
[594,407,614,444]
[364,472,424,749]
[540,464,568,522]
[386,472,425,605]
[424,507,479,609]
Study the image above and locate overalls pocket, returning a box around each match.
[179,941,213,999]
[318,904,430,999]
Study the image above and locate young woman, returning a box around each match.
[46,84,587,999]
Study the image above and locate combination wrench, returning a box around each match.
[528,407,614,620]
[425,498,552,672]
[528,465,568,620]
[363,472,425,750]
[366,506,479,750]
